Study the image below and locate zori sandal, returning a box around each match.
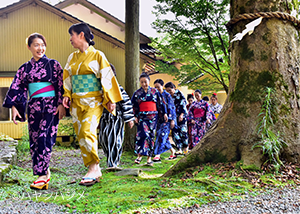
[146,161,154,166]
[135,158,141,164]
[30,178,50,190]
[79,177,100,186]
[175,151,183,156]
[168,155,177,160]
[152,157,161,162]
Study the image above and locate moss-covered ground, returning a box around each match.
[1,145,299,214]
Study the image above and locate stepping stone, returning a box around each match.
[114,168,142,176]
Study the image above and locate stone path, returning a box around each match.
[0,140,18,183]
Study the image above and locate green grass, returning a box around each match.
[0,146,297,214]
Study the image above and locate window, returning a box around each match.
[0,87,9,121]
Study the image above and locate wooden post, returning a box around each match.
[124,0,140,151]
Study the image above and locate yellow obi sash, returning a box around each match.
[72,74,102,93]
[28,82,55,98]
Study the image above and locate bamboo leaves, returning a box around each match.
[253,87,287,172]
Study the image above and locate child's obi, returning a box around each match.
[72,74,102,93]
[139,101,157,112]
[28,82,55,98]
[194,108,205,119]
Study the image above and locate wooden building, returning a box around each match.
[0,0,155,139]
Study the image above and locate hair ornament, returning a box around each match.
[90,32,94,40]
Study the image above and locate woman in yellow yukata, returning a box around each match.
[62,22,122,186]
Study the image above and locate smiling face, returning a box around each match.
[188,98,194,105]
[140,77,149,91]
[154,83,163,93]
[27,38,46,61]
[195,91,202,101]
[165,87,175,96]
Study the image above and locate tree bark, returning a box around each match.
[123,0,140,151]
[164,0,300,176]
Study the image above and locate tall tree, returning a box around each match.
[151,0,230,93]
[124,0,140,151]
[164,0,300,176]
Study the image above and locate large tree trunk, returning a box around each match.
[164,0,300,176]
[123,0,140,151]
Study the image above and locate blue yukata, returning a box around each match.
[187,100,215,149]
[3,55,63,176]
[171,89,188,149]
[154,90,176,155]
[131,86,167,157]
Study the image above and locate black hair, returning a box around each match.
[139,72,150,81]
[164,82,176,89]
[211,93,218,99]
[195,89,202,94]
[27,33,47,47]
[154,79,164,86]
[110,63,117,77]
[68,22,95,46]
[202,96,209,101]
[187,94,194,100]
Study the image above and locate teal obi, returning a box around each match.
[72,74,102,93]
[28,82,55,98]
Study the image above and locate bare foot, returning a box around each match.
[147,156,152,163]
[80,163,102,184]
[170,148,175,156]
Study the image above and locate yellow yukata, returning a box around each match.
[63,46,122,166]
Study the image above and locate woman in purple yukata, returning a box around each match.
[164,82,189,155]
[131,73,167,166]
[187,89,214,149]
[153,79,177,162]
[3,33,65,190]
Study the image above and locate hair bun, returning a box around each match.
[90,33,94,40]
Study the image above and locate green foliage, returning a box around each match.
[241,164,261,172]
[16,125,30,154]
[57,117,75,136]
[151,0,230,93]
[1,147,296,213]
[252,87,287,172]
[0,133,15,142]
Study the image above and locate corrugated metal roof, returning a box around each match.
[140,44,159,55]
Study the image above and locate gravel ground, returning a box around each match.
[0,199,66,214]
[1,185,300,213]
[3,148,300,213]
[147,186,300,214]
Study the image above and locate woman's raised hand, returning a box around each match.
[12,106,21,125]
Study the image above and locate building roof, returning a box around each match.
[55,0,152,44]
[0,0,155,62]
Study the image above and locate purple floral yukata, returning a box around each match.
[3,55,63,176]
[131,86,166,157]
[187,100,214,149]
